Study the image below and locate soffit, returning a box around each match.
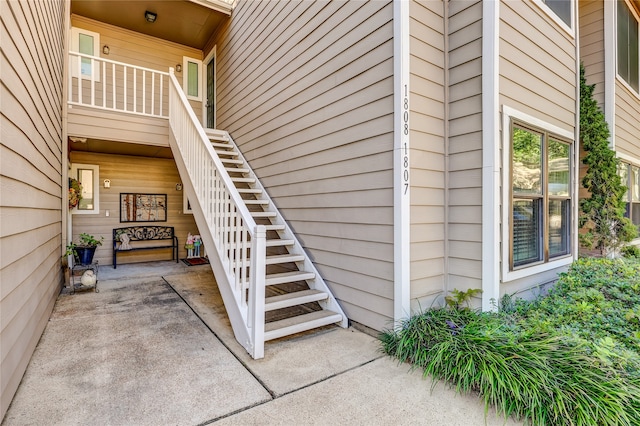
[70,0,228,49]
[69,138,174,159]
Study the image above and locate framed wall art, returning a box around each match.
[120,193,167,222]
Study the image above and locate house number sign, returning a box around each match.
[402,84,409,195]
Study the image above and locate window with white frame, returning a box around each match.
[619,161,640,228]
[618,0,640,92]
[183,57,203,101]
[542,0,572,27]
[510,122,572,269]
[70,164,99,214]
[70,27,101,80]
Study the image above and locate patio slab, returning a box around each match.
[1,275,270,426]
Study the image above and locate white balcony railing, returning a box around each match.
[68,52,169,118]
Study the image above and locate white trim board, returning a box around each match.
[393,0,410,322]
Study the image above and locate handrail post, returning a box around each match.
[249,225,266,359]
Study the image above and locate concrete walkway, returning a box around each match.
[2,261,520,425]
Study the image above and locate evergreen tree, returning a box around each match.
[579,65,637,256]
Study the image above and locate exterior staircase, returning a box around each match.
[167,70,347,359]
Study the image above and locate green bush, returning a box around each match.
[621,245,640,259]
[381,258,640,426]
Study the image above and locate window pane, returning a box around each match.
[79,33,94,77]
[549,199,570,257]
[78,169,94,210]
[620,163,630,202]
[544,0,571,27]
[187,61,199,97]
[513,199,542,266]
[632,7,640,91]
[512,127,543,195]
[632,166,640,202]
[618,0,639,91]
[548,139,570,196]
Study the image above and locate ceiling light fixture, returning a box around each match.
[145,10,157,23]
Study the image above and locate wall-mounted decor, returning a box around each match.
[120,193,167,222]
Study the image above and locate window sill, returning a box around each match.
[503,255,574,283]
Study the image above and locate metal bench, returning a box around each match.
[112,226,178,269]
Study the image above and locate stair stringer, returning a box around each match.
[205,129,349,329]
[169,130,259,357]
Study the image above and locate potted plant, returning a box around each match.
[66,233,104,265]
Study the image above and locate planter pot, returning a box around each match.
[74,246,97,265]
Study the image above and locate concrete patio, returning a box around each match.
[2,261,520,425]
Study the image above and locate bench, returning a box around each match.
[113,226,178,269]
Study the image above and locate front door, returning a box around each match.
[206,56,215,129]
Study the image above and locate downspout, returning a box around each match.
[481,0,500,311]
[443,0,450,297]
[393,0,411,321]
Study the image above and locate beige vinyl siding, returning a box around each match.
[579,0,605,106]
[614,79,640,157]
[408,0,446,308]
[447,0,484,294]
[68,106,170,146]
[69,152,199,266]
[499,1,577,294]
[0,0,65,419]
[499,1,576,130]
[68,15,203,129]
[213,0,394,330]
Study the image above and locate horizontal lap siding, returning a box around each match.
[615,80,640,158]
[0,0,65,419]
[447,0,483,293]
[409,0,445,308]
[579,0,605,106]
[214,0,395,330]
[69,152,199,266]
[499,1,576,130]
[499,1,577,295]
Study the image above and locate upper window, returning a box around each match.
[70,27,101,81]
[183,57,202,101]
[543,0,572,27]
[511,123,572,269]
[618,0,640,92]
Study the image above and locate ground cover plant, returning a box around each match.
[381,258,640,426]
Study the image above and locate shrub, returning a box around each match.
[381,258,640,425]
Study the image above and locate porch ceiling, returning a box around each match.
[70,0,229,49]
[69,137,174,159]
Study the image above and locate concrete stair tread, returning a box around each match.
[265,289,328,311]
[266,271,315,286]
[264,310,342,341]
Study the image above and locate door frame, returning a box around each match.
[202,46,217,129]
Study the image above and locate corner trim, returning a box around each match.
[393,0,411,322]
[604,0,616,148]
[481,0,500,311]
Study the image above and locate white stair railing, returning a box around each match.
[68,52,169,118]
[167,68,267,358]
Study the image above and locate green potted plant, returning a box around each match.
[66,233,104,265]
